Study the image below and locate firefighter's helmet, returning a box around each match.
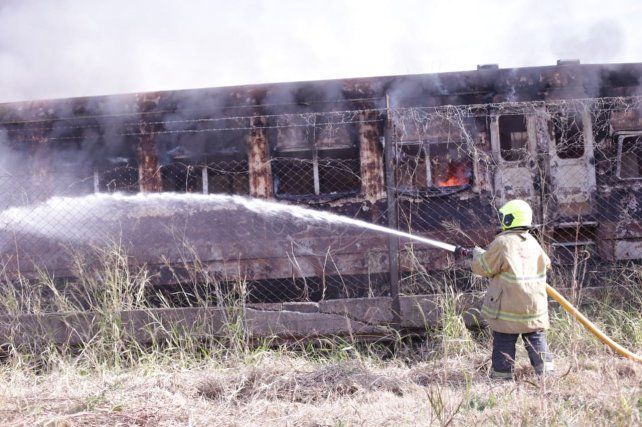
[498,199,533,230]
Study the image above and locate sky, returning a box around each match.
[0,0,640,103]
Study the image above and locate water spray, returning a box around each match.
[0,193,640,363]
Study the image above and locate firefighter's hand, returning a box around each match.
[472,247,485,258]
[454,246,473,259]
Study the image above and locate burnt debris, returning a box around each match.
[2,61,642,298]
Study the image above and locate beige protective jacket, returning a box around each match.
[471,229,551,334]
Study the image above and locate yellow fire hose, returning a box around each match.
[428,242,642,363]
[546,285,642,364]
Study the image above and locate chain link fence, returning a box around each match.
[0,96,641,312]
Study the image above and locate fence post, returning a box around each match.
[384,94,401,327]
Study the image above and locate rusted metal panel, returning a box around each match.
[31,134,53,202]
[136,94,163,192]
[610,110,642,132]
[383,100,400,325]
[137,129,162,192]
[358,110,384,201]
[613,240,642,260]
[247,115,273,198]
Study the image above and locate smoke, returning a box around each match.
[551,20,624,63]
[0,0,640,103]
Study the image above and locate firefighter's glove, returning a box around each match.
[454,246,473,259]
[472,247,485,258]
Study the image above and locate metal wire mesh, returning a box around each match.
[390,97,642,294]
[0,96,642,310]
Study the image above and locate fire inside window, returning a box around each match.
[553,113,585,159]
[397,141,472,190]
[273,120,360,197]
[499,115,528,161]
[618,135,642,179]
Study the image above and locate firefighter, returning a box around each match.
[456,199,554,380]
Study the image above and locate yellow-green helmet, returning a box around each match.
[498,199,533,230]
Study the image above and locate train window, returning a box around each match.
[397,142,472,190]
[397,144,428,190]
[273,148,361,197]
[317,148,361,195]
[273,151,316,196]
[98,164,139,193]
[427,142,472,188]
[499,115,528,161]
[162,163,202,193]
[94,134,140,193]
[553,114,585,159]
[273,118,360,198]
[618,135,642,179]
[206,160,250,194]
[161,158,250,195]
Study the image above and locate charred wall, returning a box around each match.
[3,62,642,286]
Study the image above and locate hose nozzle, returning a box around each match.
[454,246,473,259]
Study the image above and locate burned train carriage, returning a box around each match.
[1,61,642,302]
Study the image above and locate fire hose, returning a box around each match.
[544,285,642,363]
[446,245,642,364]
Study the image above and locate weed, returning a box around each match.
[1,246,642,424]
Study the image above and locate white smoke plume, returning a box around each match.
[0,0,640,103]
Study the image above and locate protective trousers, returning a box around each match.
[491,330,553,378]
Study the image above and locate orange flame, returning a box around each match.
[434,162,469,187]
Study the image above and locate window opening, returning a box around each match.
[618,135,642,179]
[273,151,316,196]
[553,113,585,159]
[397,143,428,190]
[206,160,250,194]
[98,162,139,193]
[161,163,202,193]
[95,134,139,193]
[273,117,360,198]
[499,115,528,161]
[396,141,472,190]
[427,141,472,188]
[317,148,361,194]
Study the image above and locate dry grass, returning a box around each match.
[1,249,642,425]
[2,349,642,426]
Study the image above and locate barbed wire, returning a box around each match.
[0,96,385,127]
[2,96,641,143]
[5,116,385,143]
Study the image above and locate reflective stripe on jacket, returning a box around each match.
[471,229,551,334]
